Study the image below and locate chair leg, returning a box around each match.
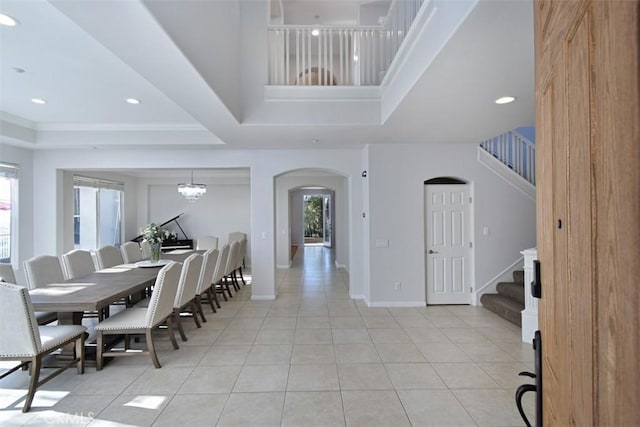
[190,301,202,328]
[23,356,41,412]
[239,267,247,286]
[96,331,104,371]
[217,282,228,301]
[206,288,217,312]
[146,328,161,369]
[76,334,85,375]
[196,295,208,322]
[212,286,221,308]
[231,271,240,291]
[166,316,180,350]
[124,335,131,350]
[174,309,188,342]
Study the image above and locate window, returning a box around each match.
[73,176,123,250]
[0,163,18,263]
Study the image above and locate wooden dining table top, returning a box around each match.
[28,249,206,313]
[29,263,161,313]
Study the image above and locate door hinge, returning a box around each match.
[469,197,472,203]
[469,241,473,248]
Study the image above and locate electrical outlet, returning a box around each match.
[394,282,401,290]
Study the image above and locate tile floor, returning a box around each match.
[0,246,535,426]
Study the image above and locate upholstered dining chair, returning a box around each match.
[196,236,218,250]
[173,253,204,341]
[61,249,96,279]
[23,255,65,289]
[213,244,231,301]
[235,237,248,286]
[227,231,246,244]
[94,262,181,370]
[92,245,123,270]
[140,240,153,259]
[195,248,219,319]
[120,241,143,264]
[224,240,241,292]
[61,249,110,319]
[0,263,57,325]
[0,282,86,412]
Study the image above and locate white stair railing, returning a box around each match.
[480,131,536,185]
[267,0,426,86]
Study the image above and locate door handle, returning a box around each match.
[427,249,438,254]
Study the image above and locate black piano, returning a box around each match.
[132,213,193,251]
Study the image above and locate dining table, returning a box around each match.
[28,249,203,366]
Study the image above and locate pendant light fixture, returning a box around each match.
[177,170,206,202]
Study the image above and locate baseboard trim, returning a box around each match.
[251,295,276,301]
[335,262,348,271]
[276,264,291,269]
[367,301,427,308]
[350,294,365,300]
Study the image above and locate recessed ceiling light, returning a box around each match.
[126,98,141,104]
[495,96,516,105]
[311,29,320,36]
[312,138,320,143]
[31,98,46,105]
[0,13,19,27]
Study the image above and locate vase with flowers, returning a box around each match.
[141,223,174,262]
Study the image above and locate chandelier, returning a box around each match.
[177,170,206,202]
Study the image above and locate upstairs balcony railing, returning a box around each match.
[268,0,427,86]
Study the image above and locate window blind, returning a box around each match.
[0,162,18,179]
[73,175,124,191]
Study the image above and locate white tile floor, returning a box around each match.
[0,246,535,426]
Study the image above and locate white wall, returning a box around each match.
[0,144,33,286]
[30,147,365,301]
[367,143,536,306]
[139,176,251,266]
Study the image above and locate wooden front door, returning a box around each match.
[535,0,639,425]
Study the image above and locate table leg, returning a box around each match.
[57,311,85,360]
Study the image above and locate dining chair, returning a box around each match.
[92,245,124,270]
[120,241,143,264]
[94,261,182,370]
[23,255,65,289]
[213,244,232,301]
[61,249,110,319]
[224,240,241,292]
[0,263,57,325]
[140,240,153,259]
[236,237,248,286]
[227,231,246,244]
[196,236,218,250]
[0,282,86,412]
[173,253,204,341]
[196,248,219,319]
[61,249,96,279]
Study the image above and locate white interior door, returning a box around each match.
[425,184,472,304]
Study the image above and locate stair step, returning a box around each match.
[496,282,525,305]
[480,293,523,327]
[512,270,524,285]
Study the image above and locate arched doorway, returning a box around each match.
[274,169,347,271]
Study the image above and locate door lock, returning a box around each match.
[427,249,438,254]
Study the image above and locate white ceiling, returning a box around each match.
[0,0,534,150]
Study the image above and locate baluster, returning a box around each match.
[284,29,289,85]
[318,28,322,85]
[324,30,328,85]
[293,30,300,82]
[329,30,334,85]
[308,29,311,85]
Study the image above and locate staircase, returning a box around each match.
[480,270,525,327]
